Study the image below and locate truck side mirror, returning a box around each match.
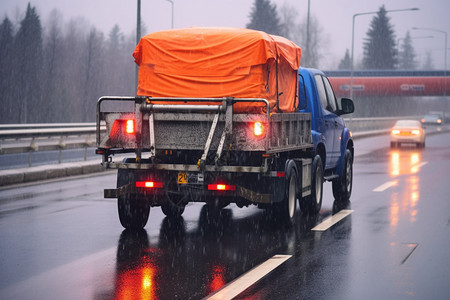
[337,98,354,115]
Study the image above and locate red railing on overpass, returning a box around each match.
[325,70,450,97]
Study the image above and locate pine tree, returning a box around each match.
[398,31,417,69]
[338,49,351,70]
[247,0,282,36]
[14,3,43,123]
[362,5,397,69]
[0,17,15,123]
[422,52,434,70]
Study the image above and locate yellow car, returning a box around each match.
[390,120,426,148]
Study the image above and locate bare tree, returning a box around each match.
[82,27,105,122]
[279,3,298,40]
[277,3,326,68]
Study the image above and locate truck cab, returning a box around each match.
[298,68,354,202]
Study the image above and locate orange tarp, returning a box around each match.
[133,27,302,113]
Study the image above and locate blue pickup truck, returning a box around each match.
[298,68,354,213]
[96,28,354,229]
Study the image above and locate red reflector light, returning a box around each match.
[126,119,134,134]
[276,171,285,177]
[208,184,236,191]
[136,181,163,188]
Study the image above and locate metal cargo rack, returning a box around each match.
[96,96,313,173]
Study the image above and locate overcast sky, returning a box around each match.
[1,0,449,69]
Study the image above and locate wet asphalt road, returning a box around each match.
[1,132,450,299]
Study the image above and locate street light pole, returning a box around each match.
[136,0,141,90]
[305,0,310,67]
[412,27,447,99]
[412,27,447,74]
[350,7,419,99]
[165,0,174,29]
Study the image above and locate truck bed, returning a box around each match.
[97,97,312,163]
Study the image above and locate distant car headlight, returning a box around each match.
[412,130,421,135]
[392,129,400,135]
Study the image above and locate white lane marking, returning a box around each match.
[416,161,428,168]
[205,254,292,300]
[373,180,397,192]
[311,209,354,231]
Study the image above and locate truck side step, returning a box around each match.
[323,174,339,181]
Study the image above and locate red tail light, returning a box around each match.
[136,181,163,188]
[208,184,236,191]
[126,119,134,134]
[253,121,264,137]
[110,118,136,141]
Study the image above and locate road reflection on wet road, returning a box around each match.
[2,133,450,299]
[388,149,425,228]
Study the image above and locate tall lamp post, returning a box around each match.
[136,0,141,90]
[165,0,174,29]
[305,0,310,67]
[350,7,419,99]
[412,27,447,97]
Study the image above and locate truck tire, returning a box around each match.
[273,162,298,226]
[300,154,323,214]
[161,195,185,218]
[118,195,150,229]
[332,149,353,203]
[117,168,150,229]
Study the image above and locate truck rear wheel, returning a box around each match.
[300,154,323,214]
[332,149,353,203]
[161,195,185,218]
[273,163,298,226]
[118,194,150,229]
[117,168,150,229]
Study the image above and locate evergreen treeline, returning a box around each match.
[0,3,136,124]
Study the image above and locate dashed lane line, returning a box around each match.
[373,180,398,192]
[204,254,292,300]
[311,209,354,231]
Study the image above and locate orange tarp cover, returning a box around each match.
[133,27,302,113]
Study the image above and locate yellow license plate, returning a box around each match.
[178,172,187,184]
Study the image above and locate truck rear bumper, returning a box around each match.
[102,162,267,173]
[104,183,272,204]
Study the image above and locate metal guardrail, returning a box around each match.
[0,117,418,167]
[345,116,421,132]
[0,123,97,130]
[0,125,105,167]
